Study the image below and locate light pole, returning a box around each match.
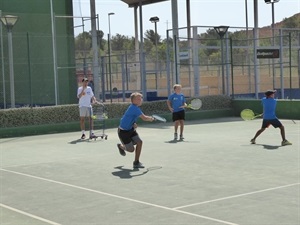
[149,16,159,89]
[214,26,229,95]
[108,12,115,103]
[265,0,280,89]
[0,15,18,108]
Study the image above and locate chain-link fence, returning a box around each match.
[166,26,300,99]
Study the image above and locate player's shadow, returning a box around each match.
[68,139,95,144]
[112,166,146,179]
[165,139,185,144]
[257,144,281,150]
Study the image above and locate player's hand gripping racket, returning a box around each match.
[187,99,202,110]
[240,109,262,121]
[152,114,167,122]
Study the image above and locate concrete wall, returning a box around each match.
[0,0,77,107]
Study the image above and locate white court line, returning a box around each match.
[174,182,300,210]
[0,203,61,225]
[0,168,238,225]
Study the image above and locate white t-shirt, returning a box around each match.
[77,86,94,107]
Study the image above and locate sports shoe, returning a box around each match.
[282,140,292,146]
[90,133,97,139]
[81,134,86,140]
[174,133,178,140]
[117,144,126,156]
[179,135,184,140]
[250,139,256,144]
[133,161,145,169]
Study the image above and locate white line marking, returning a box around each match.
[174,182,300,210]
[0,168,238,225]
[0,203,61,225]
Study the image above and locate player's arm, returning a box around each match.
[166,100,173,112]
[77,87,86,98]
[91,96,99,104]
[139,114,154,122]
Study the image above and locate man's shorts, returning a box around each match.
[79,106,92,117]
[261,119,282,128]
[172,110,185,122]
[117,127,142,151]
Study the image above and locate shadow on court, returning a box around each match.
[112,166,163,179]
[256,144,282,150]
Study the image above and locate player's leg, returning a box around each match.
[250,120,268,144]
[117,128,136,156]
[79,107,87,139]
[131,133,144,168]
[173,112,180,140]
[179,111,185,140]
[272,119,292,146]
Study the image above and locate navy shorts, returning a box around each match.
[261,119,282,128]
[172,110,185,122]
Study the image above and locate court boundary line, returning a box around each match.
[1,168,238,225]
[0,203,61,225]
[173,182,300,210]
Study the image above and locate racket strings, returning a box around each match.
[240,109,255,120]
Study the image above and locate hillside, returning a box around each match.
[259,12,300,37]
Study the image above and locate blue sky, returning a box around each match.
[72,0,300,38]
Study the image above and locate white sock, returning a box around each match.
[82,130,85,134]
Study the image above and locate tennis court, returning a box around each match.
[1,117,299,225]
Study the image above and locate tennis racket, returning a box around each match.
[152,114,167,122]
[240,109,262,121]
[187,99,202,110]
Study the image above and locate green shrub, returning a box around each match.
[0,95,232,128]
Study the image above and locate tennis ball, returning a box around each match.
[91,115,96,119]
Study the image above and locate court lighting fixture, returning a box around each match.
[0,15,18,108]
[214,26,229,95]
[149,16,159,89]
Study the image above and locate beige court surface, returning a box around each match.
[0,117,299,225]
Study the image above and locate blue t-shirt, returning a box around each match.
[262,97,277,120]
[119,104,143,130]
[168,93,185,112]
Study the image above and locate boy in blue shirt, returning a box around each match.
[250,90,292,146]
[167,84,187,140]
[117,92,155,168]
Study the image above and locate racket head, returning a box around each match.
[240,109,255,120]
[152,114,167,122]
[188,99,202,110]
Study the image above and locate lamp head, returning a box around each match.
[264,0,280,4]
[214,26,229,39]
[0,15,19,29]
[149,16,159,23]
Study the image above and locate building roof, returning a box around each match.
[121,0,169,8]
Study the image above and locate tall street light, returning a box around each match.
[149,16,159,89]
[265,0,280,89]
[108,12,115,103]
[214,26,229,95]
[0,15,18,108]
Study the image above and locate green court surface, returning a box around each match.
[0,117,299,225]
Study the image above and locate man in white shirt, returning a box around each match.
[77,77,97,139]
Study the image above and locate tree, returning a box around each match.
[144,29,161,45]
[75,31,91,53]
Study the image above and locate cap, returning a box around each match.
[265,90,276,97]
[82,77,88,82]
